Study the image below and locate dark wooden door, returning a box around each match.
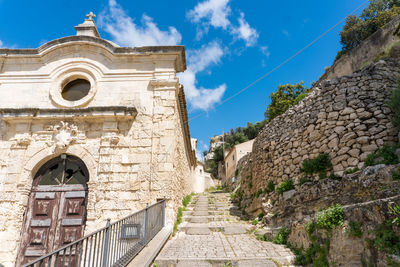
[17,155,89,266]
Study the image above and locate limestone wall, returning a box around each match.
[248,58,400,201]
[324,15,400,80]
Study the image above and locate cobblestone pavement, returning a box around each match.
[154,192,295,267]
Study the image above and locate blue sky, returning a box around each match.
[0,0,367,157]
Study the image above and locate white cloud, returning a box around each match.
[195,141,209,161]
[187,0,258,46]
[187,0,231,29]
[260,46,270,58]
[0,40,3,47]
[178,42,226,111]
[231,13,258,47]
[282,29,290,38]
[260,46,270,67]
[99,0,182,46]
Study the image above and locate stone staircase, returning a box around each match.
[154,192,295,267]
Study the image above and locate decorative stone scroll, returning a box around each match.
[11,133,32,148]
[47,121,80,151]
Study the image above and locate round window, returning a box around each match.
[61,79,91,101]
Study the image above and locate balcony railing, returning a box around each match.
[23,199,166,267]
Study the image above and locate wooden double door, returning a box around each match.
[17,155,89,266]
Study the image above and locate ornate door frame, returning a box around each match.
[16,154,89,266]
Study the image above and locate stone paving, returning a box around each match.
[154,192,295,267]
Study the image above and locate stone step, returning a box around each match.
[187,204,232,209]
[179,223,249,234]
[186,226,212,235]
[183,210,230,216]
[182,215,238,222]
[154,259,278,267]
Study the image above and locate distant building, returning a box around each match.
[224,140,254,184]
[191,138,216,192]
[204,135,224,161]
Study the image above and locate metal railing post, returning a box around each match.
[162,197,166,227]
[102,218,111,267]
[144,203,149,244]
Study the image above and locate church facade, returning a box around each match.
[0,14,196,266]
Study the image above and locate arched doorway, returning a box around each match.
[17,154,89,265]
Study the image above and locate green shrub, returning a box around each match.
[182,193,194,207]
[252,219,259,225]
[264,180,275,193]
[258,213,264,220]
[177,207,183,223]
[316,204,344,230]
[374,222,400,255]
[254,189,263,198]
[276,179,295,194]
[235,169,239,176]
[365,144,400,166]
[388,82,400,128]
[393,168,400,180]
[231,190,243,202]
[389,203,400,226]
[173,207,185,236]
[301,153,332,177]
[173,193,194,236]
[255,234,268,241]
[304,241,330,266]
[273,227,290,245]
[292,247,308,265]
[387,255,400,267]
[299,177,312,185]
[329,173,342,181]
[344,167,359,175]
[348,221,363,238]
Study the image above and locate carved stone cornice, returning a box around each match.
[148,79,179,89]
[0,106,137,122]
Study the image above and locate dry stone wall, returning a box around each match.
[249,58,400,199]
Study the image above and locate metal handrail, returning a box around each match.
[23,199,166,267]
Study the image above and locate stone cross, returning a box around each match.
[86,12,96,21]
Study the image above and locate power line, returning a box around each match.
[188,0,369,122]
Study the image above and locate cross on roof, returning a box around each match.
[86,12,96,21]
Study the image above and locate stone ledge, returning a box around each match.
[0,106,137,121]
[127,225,172,267]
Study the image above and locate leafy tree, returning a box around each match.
[361,0,400,20]
[204,119,268,178]
[337,0,400,59]
[213,146,224,162]
[264,82,310,122]
[243,122,258,140]
[340,15,367,51]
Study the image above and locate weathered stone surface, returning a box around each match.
[193,211,209,216]
[186,227,211,235]
[236,259,277,267]
[283,189,296,201]
[223,226,247,235]
[190,217,209,223]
